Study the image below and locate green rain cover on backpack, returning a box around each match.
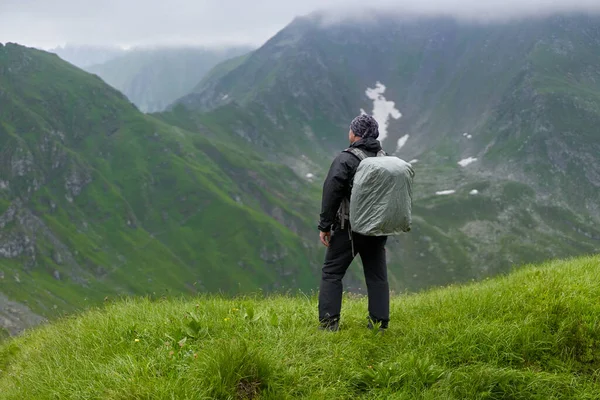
[348,149,415,236]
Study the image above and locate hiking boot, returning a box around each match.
[319,319,340,332]
[367,316,388,333]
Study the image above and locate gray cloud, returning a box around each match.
[1,0,600,49]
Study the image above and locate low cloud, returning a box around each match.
[317,0,600,23]
[1,0,600,48]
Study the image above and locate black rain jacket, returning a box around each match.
[318,137,384,232]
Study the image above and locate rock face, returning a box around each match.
[0,293,46,336]
[64,164,92,202]
[0,199,84,278]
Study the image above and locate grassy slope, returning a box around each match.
[1,255,599,399]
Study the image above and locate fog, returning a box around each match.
[1,0,599,48]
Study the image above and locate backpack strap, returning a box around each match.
[344,148,368,161]
[344,148,386,161]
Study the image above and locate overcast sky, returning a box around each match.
[1,0,600,49]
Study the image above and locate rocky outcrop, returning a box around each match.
[64,163,92,203]
[0,292,46,336]
[10,146,34,177]
[0,199,83,278]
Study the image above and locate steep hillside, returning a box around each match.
[169,12,600,289]
[0,43,322,335]
[87,46,252,112]
[177,14,600,211]
[182,14,598,193]
[1,255,599,398]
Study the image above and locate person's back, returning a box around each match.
[317,114,391,332]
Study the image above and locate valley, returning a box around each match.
[1,12,599,335]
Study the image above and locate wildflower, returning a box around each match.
[193,353,198,359]
[134,338,140,343]
[224,318,230,321]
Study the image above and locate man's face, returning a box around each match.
[349,129,359,144]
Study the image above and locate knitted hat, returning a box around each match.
[350,114,379,139]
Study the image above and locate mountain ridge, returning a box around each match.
[86,46,252,112]
[169,12,600,287]
[176,12,600,219]
[0,43,323,335]
[2,11,600,335]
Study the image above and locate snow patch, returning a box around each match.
[306,173,314,180]
[409,159,419,164]
[458,157,478,167]
[470,189,479,195]
[364,82,401,141]
[436,190,456,196]
[221,94,229,100]
[0,180,8,190]
[395,134,409,153]
[359,108,367,115]
[462,132,472,139]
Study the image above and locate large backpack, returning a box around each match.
[340,148,415,236]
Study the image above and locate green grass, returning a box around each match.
[1,255,599,399]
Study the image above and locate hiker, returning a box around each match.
[317,114,391,332]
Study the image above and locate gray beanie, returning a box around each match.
[350,114,379,139]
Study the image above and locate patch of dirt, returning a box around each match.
[236,378,261,400]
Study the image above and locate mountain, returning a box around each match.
[179,13,600,192]
[0,43,322,335]
[2,255,600,398]
[170,12,600,283]
[2,12,600,336]
[48,44,126,68]
[86,46,253,113]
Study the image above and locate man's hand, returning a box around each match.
[320,231,331,247]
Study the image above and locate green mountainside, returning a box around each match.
[177,14,600,211]
[0,43,322,335]
[169,13,600,288]
[85,46,252,113]
[1,12,600,336]
[1,255,599,398]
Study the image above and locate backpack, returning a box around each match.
[338,148,415,236]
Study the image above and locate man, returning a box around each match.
[317,114,389,332]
